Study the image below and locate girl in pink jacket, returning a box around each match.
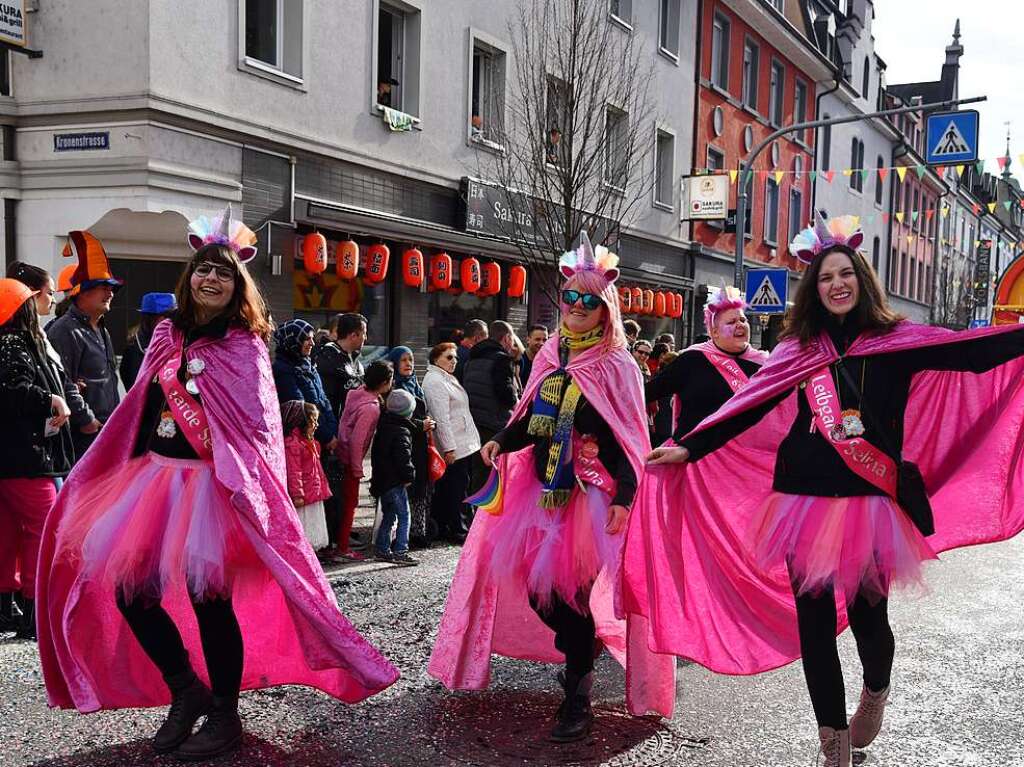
[282,400,331,551]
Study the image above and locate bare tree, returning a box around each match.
[930,244,976,329]
[471,0,658,302]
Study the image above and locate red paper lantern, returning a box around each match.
[364,243,390,283]
[480,262,501,296]
[630,287,643,314]
[402,248,424,288]
[460,257,481,294]
[654,291,667,317]
[618,286,631,313]
[642,289,655,315]
[336,239,359,280]
[508,265,527,298]
[668,292,684,318]
[302,232,328,274]
[430,252,453,291]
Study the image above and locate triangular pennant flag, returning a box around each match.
[956,164,966,177]
[809,170,818,182]
[842,169,854,177]
[1019,199,1024,209]
[1005,201,1014,212]
[895,212,905,224]
[971,203,981,215]
[877,168,889,183]
[851,216,861,227]
[998,156,1010,171]
[774,171,785,185]
[976,161,985,175]
[881,212,890,223]
[911,211,919,223]
[941,206,950,218]
[729,169,738,184]
[823,170,835,183]
[935,165,945,177]
[896,166,908,182]
[926,209,935,220]
[865,214,875,225]
[860,169,871,183]
[988,202,998,214]
[907,235,915,245]
[915,165,926,180]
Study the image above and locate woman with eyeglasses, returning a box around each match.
[422,341,480,544]
[37,209,398,761]
[429,234,674,742]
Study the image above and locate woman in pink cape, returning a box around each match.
[428,233,675,742]
[634,214,1024,766]
[37,208,398,761]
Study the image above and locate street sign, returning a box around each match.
[926,110,979,165]
[745,268,788,314]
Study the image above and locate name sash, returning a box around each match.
[803,366,897,498]
[700,347,752,393]
[157,354,214,460]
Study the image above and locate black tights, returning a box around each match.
[116,592,244,698]
[793,580,895,730]
[530,592,596,679]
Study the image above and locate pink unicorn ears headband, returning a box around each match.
[558,231,620,284]
[789,211,864,265]
[187,203,258,263]
[703,284,746,330]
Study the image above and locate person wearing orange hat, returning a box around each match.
[45,230,122,461]
[0,278,74,641]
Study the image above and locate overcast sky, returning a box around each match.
[871,2,1023,176]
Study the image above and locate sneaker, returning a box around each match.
[850,685,890,748]
[390,552,419,567]
[373,551,394,563]
[817,726,851,767]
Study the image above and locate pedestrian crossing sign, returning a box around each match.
[744,268,788,314]
[926,110,979,165]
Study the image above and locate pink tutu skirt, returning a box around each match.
[751,492,938,604]
[488,485,620,612]
[55,453,259,603]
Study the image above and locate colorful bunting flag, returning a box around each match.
[823,170,835,184]
[911,211,919,223]
[809,170,818,182]
[896,167,908,182]
[975,161,985,175]
[956,165,966,177]
[971,203,982,215]
[1005,201,1014,212]
[881,212,890,223]
[998,156,1010,171]
[895,212,904,224]
[860,169,871,184]
[729,170,738,184]
[926,209,935,221]
[988,202,998,214]
[864,214,875,225]
[915,165,926,180]
[851,216,861,227]
[775,171,785,185]
[842,169,854,177]
[907,236,915,245]
[941,206,950,218]
[877,168,889,183]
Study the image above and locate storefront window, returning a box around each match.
[428,289,501,347]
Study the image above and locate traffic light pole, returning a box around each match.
[733,95,988,289]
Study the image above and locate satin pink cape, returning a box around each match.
[669,342,768,432]
[37,321,399,713]
[428,337,677,717]
[623,322,1024,675]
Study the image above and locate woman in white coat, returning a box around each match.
[423,342,481,543]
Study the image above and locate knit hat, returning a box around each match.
[386,389,416,419]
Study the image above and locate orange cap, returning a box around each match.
[0,278,37,326]
[56,264,80,297]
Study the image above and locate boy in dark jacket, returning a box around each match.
[370,389,418,566]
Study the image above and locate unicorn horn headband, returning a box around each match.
[788,211,864,265]
[187,203,259,263]
[558,230,620,284]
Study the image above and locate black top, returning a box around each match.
[646,346,763,441]
[316,342,365,417]
[118,328,152,392]
[463,339,522,434]
[681,319,1024,497]
[370,411,416,497]
[45,304,120,423]
[493,391,638,508]
[134,317,229,459]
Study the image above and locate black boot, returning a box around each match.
[14,596,35,641]
[549,671,593,743]
[0,592,20,633]
[153,668,213,754]
[173,694,242,761]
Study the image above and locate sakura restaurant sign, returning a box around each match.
[0,1,27,48]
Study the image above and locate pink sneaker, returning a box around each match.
[850,685,890,748]
[817,727,851,767]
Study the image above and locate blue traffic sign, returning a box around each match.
[745,268,788,314]
[925,110,979,165]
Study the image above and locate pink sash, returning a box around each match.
[157,354,214,460]
[701,348,752,393]
[803,367,897,497]
[572,433,616,496]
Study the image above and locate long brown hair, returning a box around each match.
[173,244,273,340]
[780,244,903,345]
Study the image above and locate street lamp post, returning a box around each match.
[733,95,988,289]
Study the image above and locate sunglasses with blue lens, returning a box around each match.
[561,290,603,311]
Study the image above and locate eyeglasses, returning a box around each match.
[634,349,651,358]
[561,290,603,311]
[194,262,235,282]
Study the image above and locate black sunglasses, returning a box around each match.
[561,290,603,311]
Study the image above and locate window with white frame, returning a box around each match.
[788,187,803,247]
[793,79,808,142]
[769,60,784,126]
[243,0,303,80]
[605,106,628,190]
[711,13,730,91]
[764,177,780,244]
[546,76,569,166]
[610,0,632,24]
[659,0,681,58]
[470,40,506,147]
[742,39,759,110]
[655,129,674,207]
[376,2,421,116]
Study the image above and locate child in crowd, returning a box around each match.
[334,361,394,561]
[281,400,332,553]
[370,389,418,566]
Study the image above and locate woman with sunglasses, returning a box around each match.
[37,208,398,761]
[429,234,674,742]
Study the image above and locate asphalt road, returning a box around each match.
[2,535,1022,767]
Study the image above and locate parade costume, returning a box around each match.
[622,215,1024,762]
[429,235,675,733]
[37,210,398,758]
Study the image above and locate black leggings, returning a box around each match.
[530,591,597,679]
[793,579,895,730]
[116,593,244,698]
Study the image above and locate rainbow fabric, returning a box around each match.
[465,469,503,516]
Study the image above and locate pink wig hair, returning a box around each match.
[561,268,627,351]
[703,286,746,335]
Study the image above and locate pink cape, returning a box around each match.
[623,322,1024,675]
[37,321,399,713]
[427,337,676,717]
[669,342,768,427]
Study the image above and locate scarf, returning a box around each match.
[526,324,604,508]
[385,345,424,400]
